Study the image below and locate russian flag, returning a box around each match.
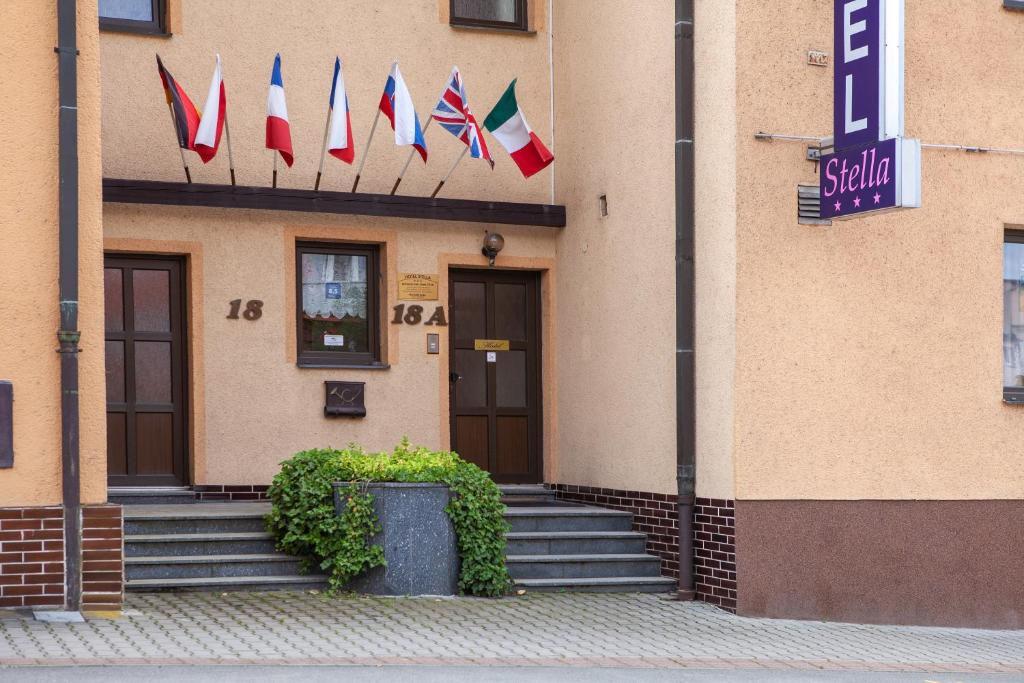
[378,63,427,162]
[194,54,225,164]
[327,57,355,164]
[266,53,294,167]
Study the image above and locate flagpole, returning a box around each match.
[430,146,469,198]
[164,102,192,184]
[314,105,331,191]
[390,118,433,195]
[224,110,236,186]
[351,107,382,193]
[273,152,278,188]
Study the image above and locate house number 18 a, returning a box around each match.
[391,304,447,326]
[227,299,264,321]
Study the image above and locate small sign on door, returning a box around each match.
[486,351,497,363]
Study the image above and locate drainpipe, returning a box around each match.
[56,0,82,612]
[675,0,696,601]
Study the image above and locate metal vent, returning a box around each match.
[798,184,831,225]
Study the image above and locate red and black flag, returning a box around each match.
[156,55,201,151]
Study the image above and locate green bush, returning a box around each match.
[265,439,511,597]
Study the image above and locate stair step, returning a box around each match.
[109,487,197,505]
[125,532,277,557]
[504,506,633,532]
[512,576,677,593]
[126,574,327,593]
[124,503,270,535]
[506,553,662,579]
[505,531,648,555]
[125,553,307,580]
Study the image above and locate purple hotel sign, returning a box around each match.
[820,0,920,220]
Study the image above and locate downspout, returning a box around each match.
[56,0,82,612]
[675,0,696,601]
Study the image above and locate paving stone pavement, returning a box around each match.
[0,592,1022,674]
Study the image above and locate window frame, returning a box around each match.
[1004,230,1024,403]
[295,242,382,369]
[99,0,169,36]
[449,0,529,32]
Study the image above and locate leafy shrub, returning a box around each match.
[265,439,511,597]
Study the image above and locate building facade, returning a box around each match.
[0,0,1021,628]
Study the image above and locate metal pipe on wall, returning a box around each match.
[675,0,697,601]
[56,0,82,612]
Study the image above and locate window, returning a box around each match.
[99,0,167,35]
[1004,231,1024,402]
[450,0,529,31]
[1005,1,1024,11]
[296,243,382,367]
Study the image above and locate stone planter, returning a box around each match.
[332,482,459,596]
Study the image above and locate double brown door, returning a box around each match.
[104,255,188,487]
[449,269,541,483]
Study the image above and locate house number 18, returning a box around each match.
[391,304,448,326]
[227,299,264,321]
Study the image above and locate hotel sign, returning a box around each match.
[820,0,920,219]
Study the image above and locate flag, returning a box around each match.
[156,55,200,152]
[483,79,553,178]
[326,57,355,164]
[194,54,226,163]
[431,67,493,168]
[378,63,427,162]
[266,53,294,167]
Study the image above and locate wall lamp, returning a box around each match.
[482,231,505,267]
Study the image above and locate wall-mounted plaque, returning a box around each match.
[474,339,510,351]
[324,381,366,418]
[398,273,439,301]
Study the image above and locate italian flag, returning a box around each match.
[483,79,553,178]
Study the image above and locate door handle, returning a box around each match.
[449,372,462,382]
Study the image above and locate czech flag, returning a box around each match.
[194,54,226,163]
[266,53,294,167]
[326,57,355,164]
[156,55,200,152]
[483,79,553,178]
[379,63,427,162]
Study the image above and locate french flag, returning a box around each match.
[379,62,427,162]
[266,54,294,167]
[327,57,354,164]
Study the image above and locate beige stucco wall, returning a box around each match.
[100,1,560,484]
[551,0,678,495]
[0,0,106,507]
[694,0,737,500]
[733,0,1024,500]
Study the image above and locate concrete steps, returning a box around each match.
[123,503,325,593]
[499,489,674,594]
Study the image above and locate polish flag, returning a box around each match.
[378,62,427,162]
[194,54,226,163]
[265,53,294,166]
[326,57,355,163]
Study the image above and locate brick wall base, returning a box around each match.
[0,504,123,611]
[546,484,737,612]
[194,484,269,502]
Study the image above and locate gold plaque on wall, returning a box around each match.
[474,339,510,351]
[398,273,439,301]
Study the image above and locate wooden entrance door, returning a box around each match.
[449,269,541,483]
[104,255,188,487]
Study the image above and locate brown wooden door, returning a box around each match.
[449,269,541,483]
[104,255,188,487]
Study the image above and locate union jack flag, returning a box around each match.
[431,67,493,167]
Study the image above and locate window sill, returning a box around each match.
[99,25,172,37]
[297,362,390,370]
[1004,0,1024,11]
[449,23,536,36]
[1003,391,1024,405]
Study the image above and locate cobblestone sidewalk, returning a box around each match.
[0,592,1022,674]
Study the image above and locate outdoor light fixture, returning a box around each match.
[481,231,505,267]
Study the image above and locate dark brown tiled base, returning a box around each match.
[693,498,736,611]
[193,485,270,502]
[737,500,1024,629]
[0,504,122,611]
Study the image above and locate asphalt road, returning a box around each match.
[0,667,1020,683]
